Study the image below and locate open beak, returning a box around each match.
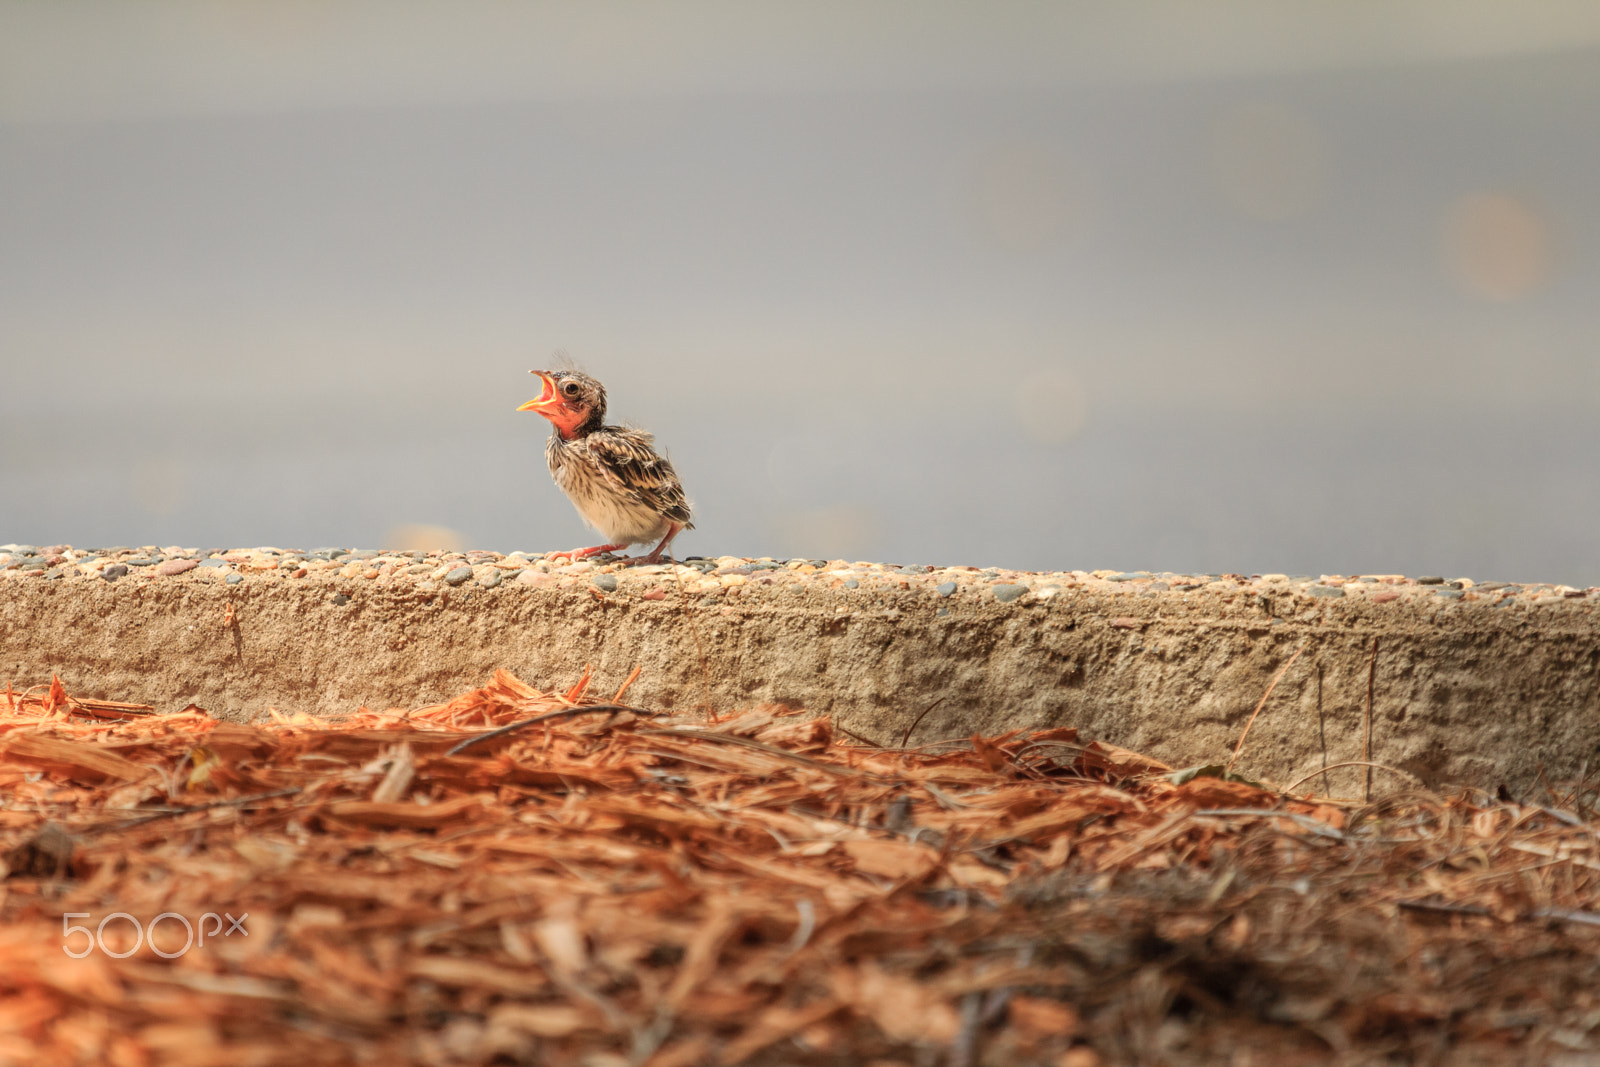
[516,370,559,412]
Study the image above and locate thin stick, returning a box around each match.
[1363,637,1378,803]
[835,725,884,748]
[1282,759,1425,795]
[635,726,879,779]
[1398,899,1490,917]
[1531,907,1600,928]
[68,698,158,719]
[899,697,946,749]
[1316,664,1329,795]
[1226,643,1308,773]
[88,787,304,832]
[1189,808,1349,840]
[445,704,660,756]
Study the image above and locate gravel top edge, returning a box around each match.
[1,543,1593,610]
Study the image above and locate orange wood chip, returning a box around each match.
[0,667,1591,1064]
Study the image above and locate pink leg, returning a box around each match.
[547,543,628,562]
[622,523,683,566]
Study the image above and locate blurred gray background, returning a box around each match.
[3,2,1599,581]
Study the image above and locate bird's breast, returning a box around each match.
[545,436,671,544]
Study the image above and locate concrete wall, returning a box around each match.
[4,565,1599,797]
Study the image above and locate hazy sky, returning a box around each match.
[3,3,1599,581]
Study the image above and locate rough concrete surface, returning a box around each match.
[4,547,1599,797]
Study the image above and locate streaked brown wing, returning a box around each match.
[586,427,694,527]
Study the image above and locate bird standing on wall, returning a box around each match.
[517,369,693,564]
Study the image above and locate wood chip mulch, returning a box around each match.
[1,671,1598,1066]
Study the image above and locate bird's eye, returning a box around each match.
[562,382,580,397]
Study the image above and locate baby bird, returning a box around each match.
[517,369,693,564]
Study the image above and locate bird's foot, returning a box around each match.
[546,543,628,563]
[616,524,685,567]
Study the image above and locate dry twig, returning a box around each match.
[1226,643,1309,773]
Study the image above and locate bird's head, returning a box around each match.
[517,370,607,439]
